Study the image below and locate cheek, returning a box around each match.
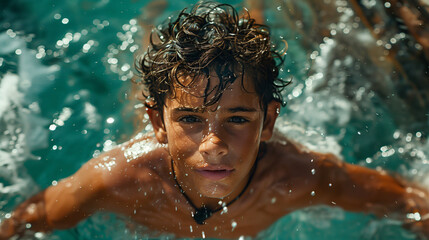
[166,123,201,158]
[227,123,263,154]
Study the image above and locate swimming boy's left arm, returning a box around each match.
[315,154,429,237]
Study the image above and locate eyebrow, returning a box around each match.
[172,107,204,113]
[172,106,257,113]
[227,107,257,113]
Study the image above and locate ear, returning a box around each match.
[146,108,168,144]
[261,101,280,142]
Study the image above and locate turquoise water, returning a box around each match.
[1,0,428,239]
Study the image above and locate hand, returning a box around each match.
[403,213,429,240]
[0,217,19,240]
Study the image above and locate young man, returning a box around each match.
[1,2,429,239]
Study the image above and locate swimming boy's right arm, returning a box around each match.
[0,151,116,239]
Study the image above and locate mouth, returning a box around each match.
[196,167,234,181]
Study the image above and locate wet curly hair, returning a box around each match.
[136,2,290,113]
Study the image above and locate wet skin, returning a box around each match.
[2,73,429,239]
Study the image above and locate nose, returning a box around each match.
[199,132,228,158]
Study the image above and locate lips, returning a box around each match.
[196,166,234,181]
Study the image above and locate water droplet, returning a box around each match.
[311,169,316,175]
[231,221,237,231]
[311,191,315,196]
[51,180,58,186]
[106,117,115,124]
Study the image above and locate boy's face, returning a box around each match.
[149,70,279,205]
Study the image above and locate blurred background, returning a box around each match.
[0,0,428,239]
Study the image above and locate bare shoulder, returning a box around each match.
[257,132,344,198]
[84,133,171,195]
[265,133,341,172]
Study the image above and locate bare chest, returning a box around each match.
[119,182,294,238]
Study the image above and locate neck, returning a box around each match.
[170,142,266,224]
[171,142,265,210]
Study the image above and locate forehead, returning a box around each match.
[165,69,261,111]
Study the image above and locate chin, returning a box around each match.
[199,182,232,199]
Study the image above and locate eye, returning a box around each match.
[228,116,248,124]
[178,115,202,123]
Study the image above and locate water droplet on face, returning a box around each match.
[271,197,276,204]
[190,225,193,232]
[311,191,315,196]
[221,206,228,214]
[311,169,316,175]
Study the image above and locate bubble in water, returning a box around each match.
[106,117,115,124]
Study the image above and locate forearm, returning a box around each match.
[333,164,429,220]
[0,191,50,239]
[0,177,102,239]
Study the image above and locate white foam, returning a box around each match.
[0,73,39,210]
